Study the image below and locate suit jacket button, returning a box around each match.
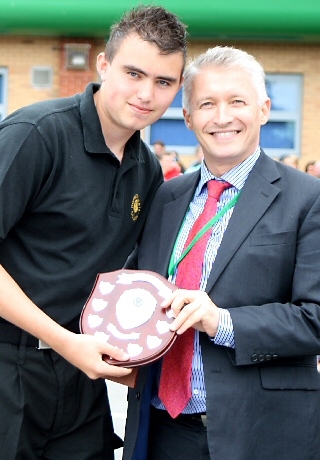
[251,354,259,362]
[258,354,265,362]
[272,354,278,360]
[136,392,140,400]
[265,354,272,361]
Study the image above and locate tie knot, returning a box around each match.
[207,179,231,199]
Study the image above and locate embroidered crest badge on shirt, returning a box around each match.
[131,194,141,221]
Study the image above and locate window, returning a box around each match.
[144,89,198,155]
[64,44,91,70]
[31,67,53,88]
[261,74,302,157]
[145,74,303,158]
[0,68,8,122]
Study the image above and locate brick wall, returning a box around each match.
[0,36,104,113]
[59,38,104,98]
[1,36,319,169]
[0,36,61,112]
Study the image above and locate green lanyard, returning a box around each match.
[168,192,241,278]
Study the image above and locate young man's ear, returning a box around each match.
[96,53,109,81]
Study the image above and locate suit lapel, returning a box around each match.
[206,153,281,292]
[156,153,282,290]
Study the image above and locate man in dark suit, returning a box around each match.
[123,46,320,460]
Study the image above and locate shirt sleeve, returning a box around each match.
[212,308,235,348]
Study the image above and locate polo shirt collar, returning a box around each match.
[80,83,143,162]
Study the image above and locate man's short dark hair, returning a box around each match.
[105,5,188,67]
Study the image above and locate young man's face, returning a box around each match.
[96,33,184,136]
[183,66,270,176]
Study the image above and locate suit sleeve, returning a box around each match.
[228,190,320,366]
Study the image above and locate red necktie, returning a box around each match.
[158,179,231,418]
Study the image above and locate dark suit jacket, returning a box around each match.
[123,151,320,460]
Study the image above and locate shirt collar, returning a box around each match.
[197,147,261,195]
[80,83,143,162]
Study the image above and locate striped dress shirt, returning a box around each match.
[153,148,260,414]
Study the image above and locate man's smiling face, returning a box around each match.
[183,66,270,176]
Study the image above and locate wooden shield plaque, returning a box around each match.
[80,269,177,369]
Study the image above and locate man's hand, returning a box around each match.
[54,331,132,380]
[0,265,132,380]
[161,289,220,338]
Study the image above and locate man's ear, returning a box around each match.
[260,98,271,126]
[96,53,109,80]
[183,108,193,130]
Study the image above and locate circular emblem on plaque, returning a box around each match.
[131,194,141,221]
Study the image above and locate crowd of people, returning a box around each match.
[0,4,320,460]
[278,154,320,177]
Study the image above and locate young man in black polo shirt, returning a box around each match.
[0,5,187,459]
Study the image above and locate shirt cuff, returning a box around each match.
[212,309,235,348]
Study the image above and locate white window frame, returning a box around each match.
[262,73,302,158]
[0,68,8,122]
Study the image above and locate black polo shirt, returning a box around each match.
[0,83,163,327]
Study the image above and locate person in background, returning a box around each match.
[172,150,186,173]
[123,46,320,460]
[313,160,320,178]
[184,144,204,174]
[279,154,299,169]
[305,160,316,176]
[153,140,167,160]
[0,5,187,459]
[160,150,183,180]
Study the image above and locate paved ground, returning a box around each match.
[107,380,128,460]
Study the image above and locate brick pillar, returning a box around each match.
[59,38,97,97]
